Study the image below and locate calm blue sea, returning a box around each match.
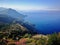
[23,11,60,34]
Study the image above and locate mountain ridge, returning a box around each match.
[0,7,38,34]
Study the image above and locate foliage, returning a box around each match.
[47,32,60,45]
[0,23,60,45]
[23,33,32,38]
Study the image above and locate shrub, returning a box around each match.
[47,33,60,45]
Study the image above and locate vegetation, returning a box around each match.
[47,32,60,45]
[0,23,60,45]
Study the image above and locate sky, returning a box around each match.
[0,0,60,11]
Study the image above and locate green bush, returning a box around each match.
[47,33,60,45]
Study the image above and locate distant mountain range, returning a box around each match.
[0,7,26,22]
[0,7,37,34]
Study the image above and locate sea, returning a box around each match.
[21,11,60,34]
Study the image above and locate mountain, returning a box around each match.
[0,7,26,22]
[0,21,37,35]
[0,14,15,23]
[0,7,7,11]
[0,7,37,34]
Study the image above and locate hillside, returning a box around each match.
[0,7,37,34]
[0,7,60,45]
[0,7,26,22]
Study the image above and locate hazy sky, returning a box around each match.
[0,0,60,11]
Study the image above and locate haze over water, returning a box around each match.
[24,11,60,34]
